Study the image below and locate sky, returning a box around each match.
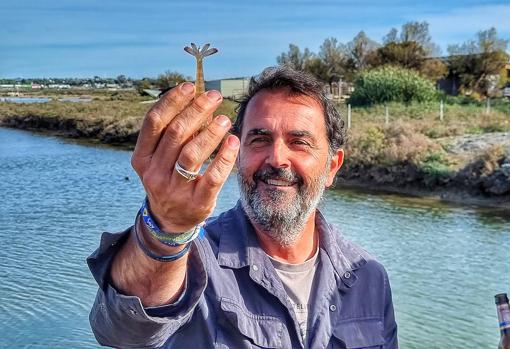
[1,0,509,79]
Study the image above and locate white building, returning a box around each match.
[205,77,250,99]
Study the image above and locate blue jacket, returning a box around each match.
[87,202,398,348]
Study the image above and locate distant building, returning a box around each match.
[205,78,249,99]
[48,84,71,89]
[141,89,164,98]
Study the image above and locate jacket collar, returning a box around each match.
[215,201,367,285]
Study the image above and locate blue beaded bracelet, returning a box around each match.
[140,198,204,247]
[134,212,192,262]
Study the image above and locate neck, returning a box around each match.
[253,211,318,264]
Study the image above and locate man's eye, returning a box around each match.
[292,140,310,146]
[251,137,270,144]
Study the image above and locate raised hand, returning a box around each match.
[131,82,239,233]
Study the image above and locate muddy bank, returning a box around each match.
[0,114,140,146]
[1,114,509,208]
[336,149,510,208]
[336,177,510,210]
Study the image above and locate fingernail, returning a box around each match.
[227,135,240,148]
[206,90,222,102]
[215,115,230,127]
[180,82,194,95]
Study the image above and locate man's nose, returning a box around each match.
[265,141,290,169]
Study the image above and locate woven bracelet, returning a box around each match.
[134,216,192,262]
[140,198,204,247]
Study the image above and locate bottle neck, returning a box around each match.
[497,303,510,334]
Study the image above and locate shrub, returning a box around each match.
[419,152,453,180]
[349,66,438,106]
[346,121,440,166]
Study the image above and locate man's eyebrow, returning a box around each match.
[247,128,272,136]
[289,130,314,138]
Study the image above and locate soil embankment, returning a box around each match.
[1,109,509,209]
[0,113,140,147]
[337,132,510,208]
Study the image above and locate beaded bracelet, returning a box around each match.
[140,198,204,247]
[134,213,192,262]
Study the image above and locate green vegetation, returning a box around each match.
[420,152,454,183]
[349,66,437,105]
[447,28,509,96]
[0,90,239,145]
[277,21,509,99]
[0,89,508,197]
[3,18,510,199]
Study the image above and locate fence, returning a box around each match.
[340,99,498,130]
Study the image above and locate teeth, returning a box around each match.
[266,179,292,186]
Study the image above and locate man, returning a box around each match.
[88,66,398,348]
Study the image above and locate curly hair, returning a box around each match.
[232,66,346,154]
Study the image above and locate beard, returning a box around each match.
[237,162,329,247]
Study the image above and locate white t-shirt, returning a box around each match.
[267,248,320,341]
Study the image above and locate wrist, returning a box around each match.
[141,198,204,246]
[136,215,187,256]
[134,214,192,263]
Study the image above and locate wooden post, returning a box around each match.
[347,104,351,129]
[440,100,444,122]
[385,105,389,125]
[486,98,491,115]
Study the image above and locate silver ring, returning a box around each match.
[174,162,200,181]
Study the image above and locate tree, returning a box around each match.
[156,71,186,90]
[368,41,427,70]
[382,21,441,56]
[346,31,380,71]
[116,74,128,86]
[277,44,313,71]
[447,27,509,96]
[383,28,398,45]
[419,58,448,82]
[303,57,330,82]
[317,37,349,81]
[136,78,152,94]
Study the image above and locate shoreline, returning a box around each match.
[1,118,509,211]
[336,178,510,211]
[0,114,139,148]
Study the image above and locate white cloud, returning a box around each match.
[423,4,510,48]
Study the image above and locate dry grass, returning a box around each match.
[1,91,509,195]
[0,90,239,144]
[338,101,510,139]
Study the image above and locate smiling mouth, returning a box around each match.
[261,178,296,187]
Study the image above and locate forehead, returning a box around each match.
[242,88,326,136]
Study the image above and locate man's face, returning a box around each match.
[237,88,343,246]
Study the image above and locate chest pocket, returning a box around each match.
[331,318,384,349]
[216,297,285,348]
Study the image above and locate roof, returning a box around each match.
[142,89,162,98]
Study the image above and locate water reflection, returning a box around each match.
[0,127,508,349]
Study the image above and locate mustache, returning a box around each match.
[253,166,303,185]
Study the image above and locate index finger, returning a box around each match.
[134,82,196,160]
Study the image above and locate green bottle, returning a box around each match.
[495,293,510,349]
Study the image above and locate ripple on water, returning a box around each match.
[1,128,509,349]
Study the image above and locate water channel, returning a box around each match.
[0,96,92,103]
[0,127,508,348]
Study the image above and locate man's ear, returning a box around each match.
[326,149,344,187]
